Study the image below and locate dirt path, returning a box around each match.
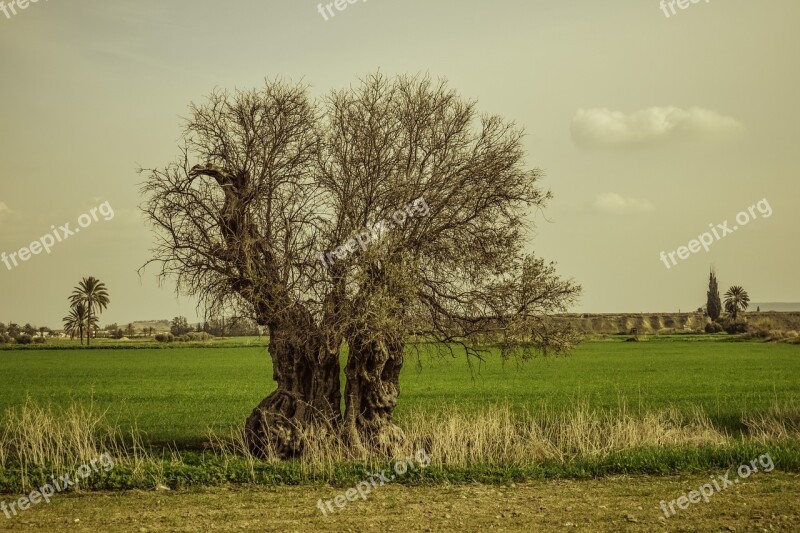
[2,473,798,532]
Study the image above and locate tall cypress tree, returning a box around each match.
[706,268,722,321]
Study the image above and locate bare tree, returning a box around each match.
[140,74,580,459]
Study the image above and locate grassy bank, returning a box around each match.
[1,399,799,493]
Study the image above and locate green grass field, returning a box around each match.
[0,337,797,447]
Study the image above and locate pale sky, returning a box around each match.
[1,0,798,327]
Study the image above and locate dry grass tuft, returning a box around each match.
[743,401,800,442]
[400,402,728,466]
[0,399,156,491]
[209,401,738,472]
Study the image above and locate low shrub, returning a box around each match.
[15,334,32,345]
[704,322,725,334]
[32,336,46,344]
[154,333,174,343]
[744,329,800,342]
[721,318,748,334]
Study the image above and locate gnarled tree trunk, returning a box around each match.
[244,306,342,459]
[343,332,405,454]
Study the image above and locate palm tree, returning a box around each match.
[63,303,89,344]
[69,277,110,346]
[724,286,750,320]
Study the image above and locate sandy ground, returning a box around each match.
[1,473,798,532]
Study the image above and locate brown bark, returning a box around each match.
[343,332,405,454]
[244,306,342,459]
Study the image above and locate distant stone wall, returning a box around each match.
[554,312,800,335]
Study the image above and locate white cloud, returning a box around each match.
[593,193,654,215]
[571,106,744,148]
